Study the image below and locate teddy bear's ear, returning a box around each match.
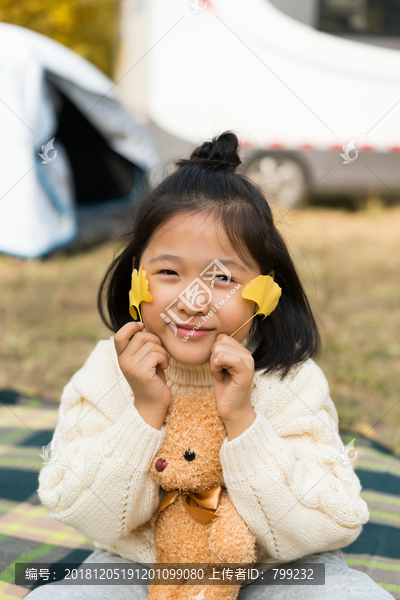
[168,391,222,422]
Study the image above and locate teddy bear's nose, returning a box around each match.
[184,450,196,461]
[155,458,168,472]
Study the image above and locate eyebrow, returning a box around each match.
[147,253,250,273]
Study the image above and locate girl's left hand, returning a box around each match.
[210,333,255,423]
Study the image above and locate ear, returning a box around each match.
[269,270,275,280]
[132,255,135,270]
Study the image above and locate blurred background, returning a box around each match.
[0,0,399,458]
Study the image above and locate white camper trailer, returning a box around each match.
[269,0,400,52]
[116,0,400,209]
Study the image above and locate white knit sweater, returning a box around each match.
[37,334,369,585]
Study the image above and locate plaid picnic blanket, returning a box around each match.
[1,391,399,599]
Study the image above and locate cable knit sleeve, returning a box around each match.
[219,358,370,562]
[37,337,166,545]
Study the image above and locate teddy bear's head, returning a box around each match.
[149,391,227,493]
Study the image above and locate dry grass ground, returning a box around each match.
[1,200,399,454]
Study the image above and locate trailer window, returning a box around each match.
[318,0,400,35]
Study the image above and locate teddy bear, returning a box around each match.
[146,390,257,600]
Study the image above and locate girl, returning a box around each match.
[31,132,392,599]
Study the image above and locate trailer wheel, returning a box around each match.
[241,151,309,211]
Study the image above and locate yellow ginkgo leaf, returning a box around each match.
[230,275,282,338]
[129,265,153,322]
[242,274,282,319]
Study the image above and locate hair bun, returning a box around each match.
[176,131,241,174]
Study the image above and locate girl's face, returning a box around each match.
[136,212,263,365]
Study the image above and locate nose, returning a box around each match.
[155,458,168,472]
[175,286,212,319]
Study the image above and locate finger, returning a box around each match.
[211,342,247,361]
[210,352,241,383]
[211,333,243,352]
[114,322,144,356]
[121,347,170,380]
[124,331,167,360]
[123,341,170,371]
[213,372,224,382]
[210,352,243,378]
[214,333,239,344]
[140,349,170,373]
[116,322,165,356]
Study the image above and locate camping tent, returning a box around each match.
[0,23,161,259]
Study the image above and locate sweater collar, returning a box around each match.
[165,355,215,388]
[164,332,252,389]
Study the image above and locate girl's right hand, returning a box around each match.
[114,322,171,420]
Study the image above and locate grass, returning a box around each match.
[1,200,399,454]
[0,241,114,399]
[277,199,400,455]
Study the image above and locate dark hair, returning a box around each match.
[97,131,321,380]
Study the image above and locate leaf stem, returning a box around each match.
[230,312,260,338]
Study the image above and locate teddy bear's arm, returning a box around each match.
[208,491,257,564]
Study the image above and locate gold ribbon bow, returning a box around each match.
[155,485,223,526]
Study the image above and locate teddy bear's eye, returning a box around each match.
[184,450,196,461]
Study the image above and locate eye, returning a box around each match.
[184,450,196,461]
[158,271,235,283]
[214,275,234,283]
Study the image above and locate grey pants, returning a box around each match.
[26,547,394,599]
